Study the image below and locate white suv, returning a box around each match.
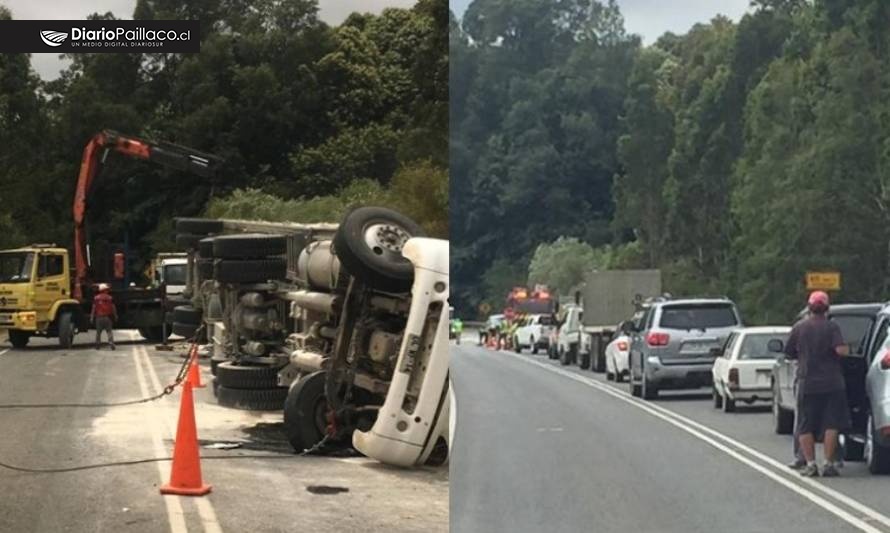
[514,314,557,354]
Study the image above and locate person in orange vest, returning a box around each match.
[91,283,118,350]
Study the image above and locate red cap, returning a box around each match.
[808,290,829,310]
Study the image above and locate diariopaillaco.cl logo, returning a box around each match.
[39,30,68,47]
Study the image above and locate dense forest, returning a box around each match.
[451,0,890,324]
[0,0,447,274]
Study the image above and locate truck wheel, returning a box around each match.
[284,371,330,452]
[214,258,286,283]
[58,312,75,349]
[8,330,29,349]
[215,362,281,390]
[138,326,170,343]
[175,218,223,235]
[216,385,287,411]
[212,234,286,259]
[175,233,204,250]
[173,305,202,325]
[172,321,199,339]
[332,206,426,293]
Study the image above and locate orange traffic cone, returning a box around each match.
[186,348,205,389]
[160,381,212,496]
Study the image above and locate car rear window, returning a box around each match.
[739,333,788,360]
[831,315,874,353]
[659,304,738,329]
[539,315,555,326]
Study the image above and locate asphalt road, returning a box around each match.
[0,330,447,533]
[450,337,890,533]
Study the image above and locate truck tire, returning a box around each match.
[58,312,75,349]
[216,384,287,411]
[214,258,286,283]
[173,305,202,325]
[197,259,214,280]
[8,330,29,349]
[175,233,204,250]
[172,321,199,339]
[212,234,286,259]
[175,218,223,235]
[284,371,330,452]
[332,206,425,293]
[138,326,170,343]
[215,362,281,390]
[198,238,215,258]
[578,345,590,370]
[593,336,607,373]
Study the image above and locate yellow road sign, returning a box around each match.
[806,272,841,291]
[479,302,492,315]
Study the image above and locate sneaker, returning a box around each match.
[787,459,807,470]
[821,463,840,477]
[799,464,820,477]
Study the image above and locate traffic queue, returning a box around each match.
[469,289,890,477]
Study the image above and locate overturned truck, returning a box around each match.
[173,208,449,467]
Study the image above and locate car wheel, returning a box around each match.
[606,371,614,381]
[722,395,735,413]
[713,386,723,409]
[578,345,590,370]
[8,329,29,349]
[772,385,794,435]
[615,371,624,383]
[513,337,521,353]
[57,312,75,349]
[642,371,658,400]
[866,413,890,474]
[630,374,641,397]
[332,206,426,293]
[531,337,538,354]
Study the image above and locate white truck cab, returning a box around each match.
[151,254,188,297]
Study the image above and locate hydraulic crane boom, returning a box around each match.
[72,130,222,300]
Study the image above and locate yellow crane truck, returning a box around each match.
[0,245,168,349]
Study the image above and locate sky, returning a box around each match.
[3,0,417,80]
[450,0,752,44]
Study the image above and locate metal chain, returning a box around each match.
[0,325,205,409]
[300,433,332,456]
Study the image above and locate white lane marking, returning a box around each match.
[497,349,890,533]
[139,344,223,533]
[131,345,188,533]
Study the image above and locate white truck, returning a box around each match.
[568,270,662,372]
[173,208,450,468]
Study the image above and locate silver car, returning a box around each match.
[628,298,743,400]
[862,305,890,473]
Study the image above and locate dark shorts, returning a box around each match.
[797,390,851,435]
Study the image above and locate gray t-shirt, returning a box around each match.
[784,315,845,394]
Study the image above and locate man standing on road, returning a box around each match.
[91,284,117,351]
[784,291,851,477]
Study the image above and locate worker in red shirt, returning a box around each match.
[91,284,118,350]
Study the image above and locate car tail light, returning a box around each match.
[881,351,890,370]
[645,332,670,347]
[617,341,628,351]
[729,368,739,390]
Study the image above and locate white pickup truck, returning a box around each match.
[514,314,557,354]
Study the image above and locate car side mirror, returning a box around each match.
[768,339,784,353]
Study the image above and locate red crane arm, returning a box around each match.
[72,130,221,300]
